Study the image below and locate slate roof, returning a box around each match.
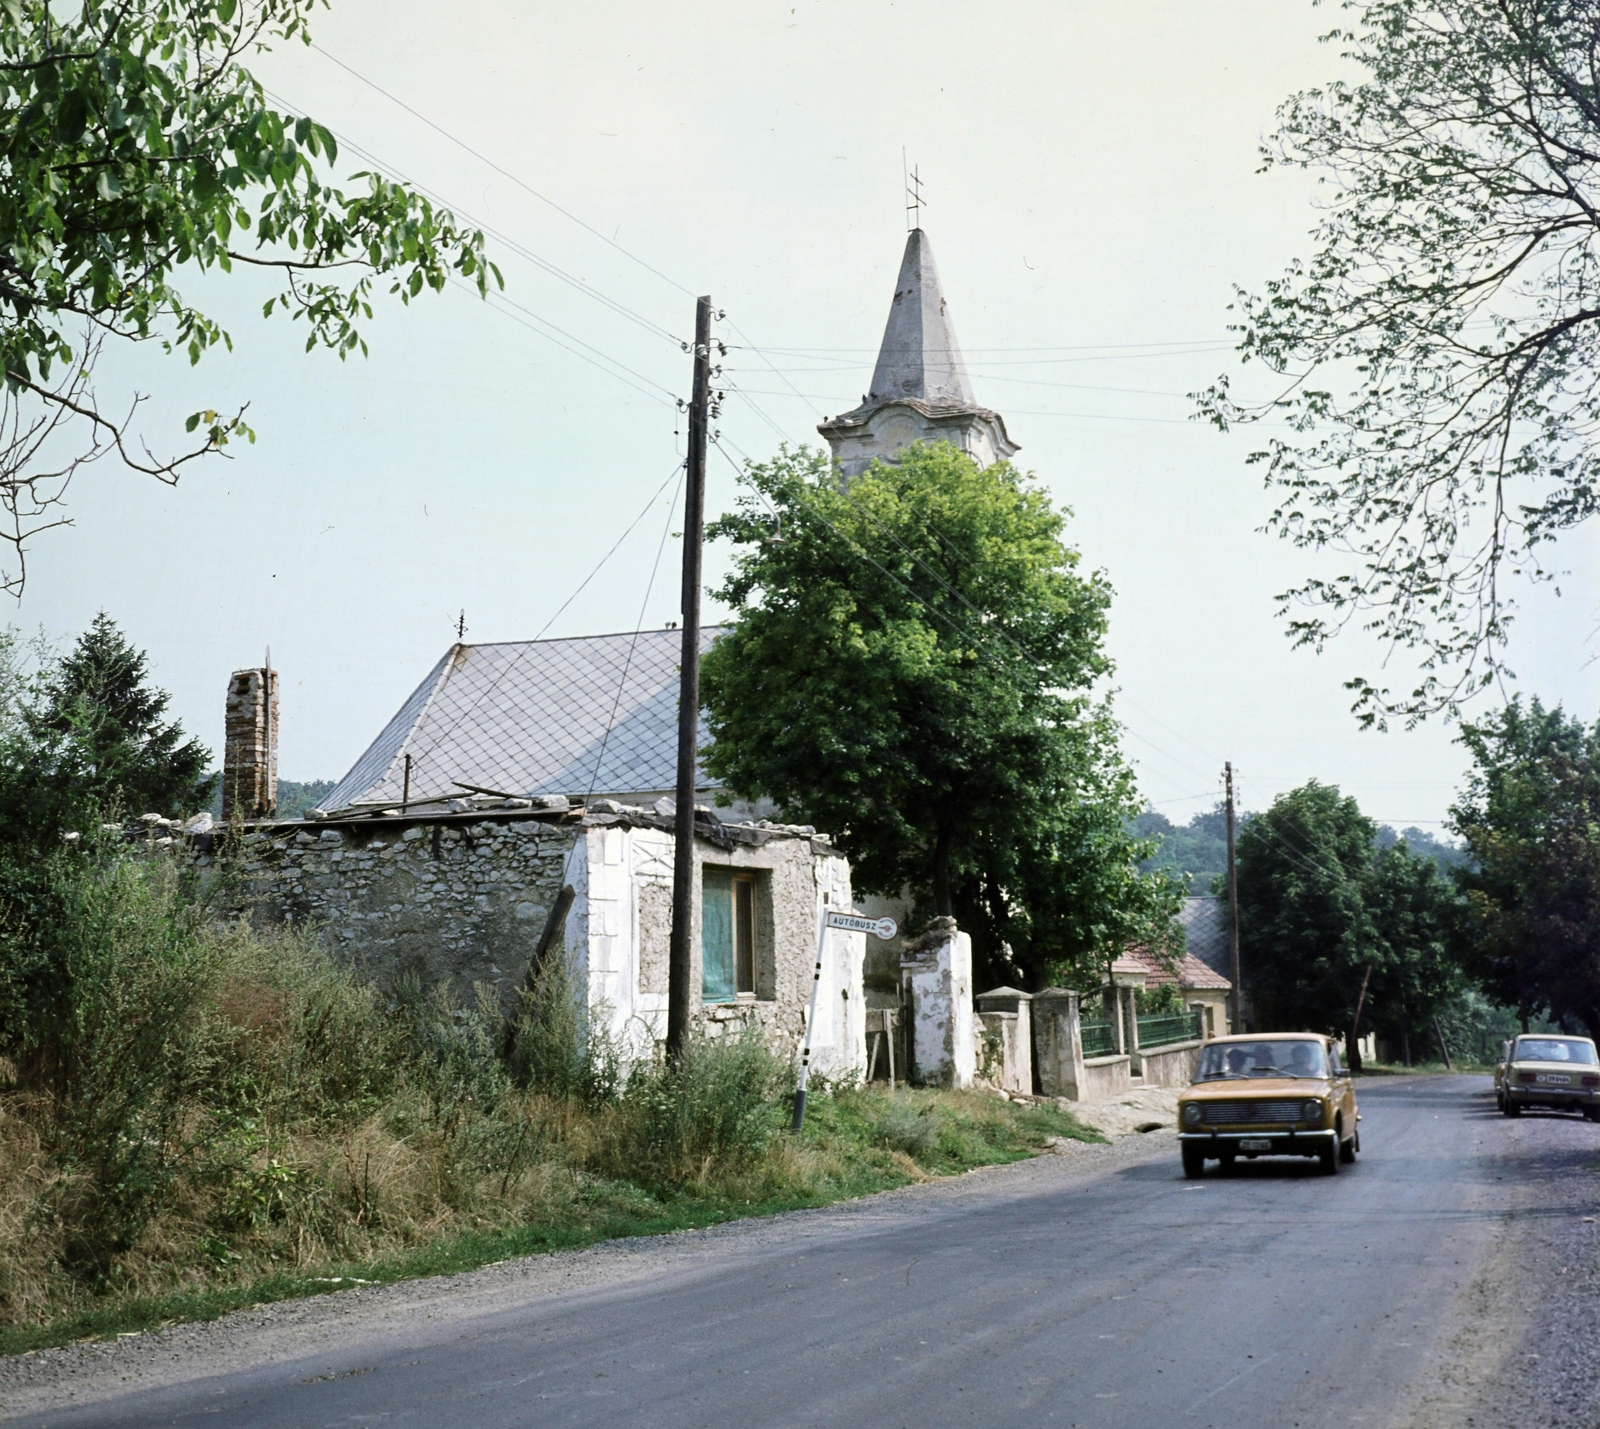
[1179,896,1232,983]
[322,628,721,813]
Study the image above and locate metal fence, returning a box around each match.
[1080,1019,1116,1057]
[1136,1008,1203,1050]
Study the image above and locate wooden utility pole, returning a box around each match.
[667,295,713,1062]
[1225,761,1242,1034]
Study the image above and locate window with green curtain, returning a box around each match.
[702,868,735,1003]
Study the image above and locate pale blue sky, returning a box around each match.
[15,1,1597,828]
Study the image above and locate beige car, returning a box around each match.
[1499,1034,1600,1120]
[1178,1033,1359,1178]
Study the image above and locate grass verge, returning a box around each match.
[1,1085,1098,1358]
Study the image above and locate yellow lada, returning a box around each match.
[1499,1033,1600,1119]
[1178,1033,1359,1178]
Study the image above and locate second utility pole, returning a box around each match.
[1224,760,1243,1035]
[667,295,713,1062]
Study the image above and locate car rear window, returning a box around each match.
[1515,1038,1599,1065]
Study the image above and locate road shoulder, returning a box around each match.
[0,1127,1172,1420]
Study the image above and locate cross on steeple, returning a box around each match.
[905,160,926,232]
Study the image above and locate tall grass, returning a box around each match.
[0,850,1093,1340]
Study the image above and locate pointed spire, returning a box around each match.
[867,229,975,408]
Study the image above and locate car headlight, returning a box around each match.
[1303,1100,1323,1122]
[1183,1103,1202,1124]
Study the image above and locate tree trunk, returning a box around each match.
[932,824,954,917]
[983,867,1009,954]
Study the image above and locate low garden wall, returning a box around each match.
[1135,1039,1204,1089]
[1080,1053,1132,1101]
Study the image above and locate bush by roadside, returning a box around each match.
[0,851,1097,1356]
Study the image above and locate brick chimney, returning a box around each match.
[223,665,279,818]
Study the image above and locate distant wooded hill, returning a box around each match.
[209,778,335,821]
[1133,804,1465,890]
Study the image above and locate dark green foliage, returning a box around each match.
[700,443,1180,990]
[1135,803,1464,887]
[1373,824,1467,871]
[1133,805,1231,886]
[30,614,215,821]
[1452,698,1600,1036]
[1197,0,1600,727]
[1237,781,1463,1059]
[610,1027,792,1189]
[1432,989,1550,1066]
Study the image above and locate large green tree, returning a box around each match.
[0,0,497,593]
[700,443,1179,990]
[1237,780,1461,1064]
[1452,698,1600,1035]
[1198,1,1600,728]
[0,614,213,851]
[34,612,214,817]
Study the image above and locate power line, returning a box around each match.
[584,467,687,801]
[261,90,687,401]
[394,459,688,788]
[309,43,696,300]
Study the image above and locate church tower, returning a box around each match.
[817,228,1017,480]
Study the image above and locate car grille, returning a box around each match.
[1199,1101,1304,1125]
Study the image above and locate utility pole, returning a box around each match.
[667,295,713,1062]
[1225,761,1242,1034]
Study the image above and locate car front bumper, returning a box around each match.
[1179,1129,1336,1157]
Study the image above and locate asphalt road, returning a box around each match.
[5,1075,1598,1429]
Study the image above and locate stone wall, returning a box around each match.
[199,811,581,1006]
[195,802,867,1079]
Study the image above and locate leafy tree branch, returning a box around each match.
[0,0,501,592]
[1197,0,1600,727]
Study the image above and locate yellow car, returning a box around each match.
[1499,1033,1600,1120]
[1178,1033,1359,1178]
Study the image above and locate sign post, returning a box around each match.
[792,910,899,1133]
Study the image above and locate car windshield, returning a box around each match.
[1194,1040,1328,1081]
[1514,1038,1599,1065]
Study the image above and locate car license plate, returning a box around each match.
[1540,1075,1572,1084]
[1239,1138,1273,1151]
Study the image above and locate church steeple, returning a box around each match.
[818,228,1016,480]
[867,228,975,408]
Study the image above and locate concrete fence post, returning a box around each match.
[975,986,1033,1095]
[899,917,974,1089]
[1032,988,1086,1101]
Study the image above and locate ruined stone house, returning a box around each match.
[207,627,865,1078]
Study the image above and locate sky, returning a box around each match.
[14,0,1599,831]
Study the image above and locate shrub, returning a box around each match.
[598,1025,793,1189]
[506,952,622,1107]
[871,1096,939,1158]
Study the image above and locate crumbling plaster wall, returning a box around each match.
[570,816,864,1078]
[201,815,581,1005]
